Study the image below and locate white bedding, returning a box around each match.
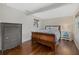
[46,28,60,42]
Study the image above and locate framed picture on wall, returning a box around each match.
[33,19,39,28]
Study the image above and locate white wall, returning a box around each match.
[0,4,34,43]
[41,16,73,31]
[40,16,74,40]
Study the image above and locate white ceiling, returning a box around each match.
[33,4,79,19]
[6,3,52,12]
[5,3,79,19]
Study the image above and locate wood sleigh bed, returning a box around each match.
[32,25,61,51]
[32,32,55,51]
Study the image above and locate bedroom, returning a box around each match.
[0,3,79,55]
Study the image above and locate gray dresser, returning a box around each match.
[0,23,22,53]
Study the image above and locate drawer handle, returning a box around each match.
[5,37,9,39]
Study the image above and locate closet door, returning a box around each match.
[2,23,22,50]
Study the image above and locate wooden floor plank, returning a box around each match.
[0,40,79,55]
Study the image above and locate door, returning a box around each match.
[2,23,22,50]
[74,16,79,50]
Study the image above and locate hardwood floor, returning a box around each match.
[0,40,79,55]
[55,40,79,55]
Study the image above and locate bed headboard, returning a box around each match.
[45,25,61,39]
[45,25,61,31]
